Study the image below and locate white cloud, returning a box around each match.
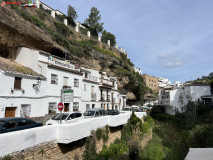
[157,53,183,67]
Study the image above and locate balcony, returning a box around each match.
[47,56,81,72]
[84,75,98,82]
[63,85,72,89]
[99,79,113,89]
[91,93,97,101]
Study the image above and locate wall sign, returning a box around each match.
[61,89,74,102]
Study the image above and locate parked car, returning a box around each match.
[84,108,106,118]
[122,107,132,111]
[46,112,83,125]
[0,117,42,134]
[107,109,120,115]
[132,108,143,112]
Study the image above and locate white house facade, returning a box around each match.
[0,47,127,118]
[159,84,211,115]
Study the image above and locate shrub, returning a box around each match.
[83,137,97,160]
[94,46,121,61]
[97,140,128,160]
[2,155,12,160]
[96,128,102,141]
[54,22,71,36]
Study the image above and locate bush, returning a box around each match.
[97,140,128,160]
[94,46,121,61]
[83,137,97,160]
[139,135,165,160]
[96,128,102,140]
[54,22,71,36]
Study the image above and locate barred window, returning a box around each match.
[74,79,79,87]
[51,74,58,84]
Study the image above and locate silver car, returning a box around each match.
[46,112,83,125]
[83,108,106,118]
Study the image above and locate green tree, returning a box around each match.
[102,30,116,46]
[67,5,77,27]
[67,5,77,20]
[85,7,104,36]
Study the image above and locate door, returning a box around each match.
[5,107,16,117]
[64,103,69,112]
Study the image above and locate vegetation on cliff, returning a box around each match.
[82,113,154,160]
[148,102,213,160]
[5,3,149,102]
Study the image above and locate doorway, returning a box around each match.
[5,107,16,117]
[64,103,70,112]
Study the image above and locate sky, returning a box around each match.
[41,0,213,83]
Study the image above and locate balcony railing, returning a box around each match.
[91,93,97,101]
[48,56,80,71]
[101,79,113,86]
[84,75,98,82]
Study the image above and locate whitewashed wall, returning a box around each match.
[0,112,147,157]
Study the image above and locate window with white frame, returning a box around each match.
[84,84,87,91]
[86,104,90,110]
[63,77,69,86]
[74,79,79,87]
[73,102,79,111]
[51,74,58,84]
[48,102,57,114]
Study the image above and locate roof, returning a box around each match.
[0,57,45,78]
[185,148,213,160]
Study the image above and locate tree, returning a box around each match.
[67,5,77,27]
[85,7,104,37]
[102,30,116,46]
[67,5,77,20]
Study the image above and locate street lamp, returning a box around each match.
[36,77,41,84]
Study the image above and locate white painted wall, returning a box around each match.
[0,112,147,157]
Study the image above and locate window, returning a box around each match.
[18,119,28,126]
[91,86,94,93]
[3,121,16,129]
[92,104,95,108]
[73,102,79,111]
[51,74,58,84]
[85,73,88,79]
[14,77,22,89]
[76,113,82,118]
[84,84,87,91]
[48,103,57,114]
[20,104,31,118]
[63,77,69,86]
[74,79,79,87]
[86,104,90,110]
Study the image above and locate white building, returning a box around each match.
[173,81,184,88]
[0,47,127,118]
[158,77,170,88]
[159,84,211,115]
[134,67,142,75]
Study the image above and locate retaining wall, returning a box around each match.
[0,112,147,157]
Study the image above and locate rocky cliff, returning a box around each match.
[0,2,156,102]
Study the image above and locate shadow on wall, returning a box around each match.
[58,137,87,154]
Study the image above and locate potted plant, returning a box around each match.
[11,88,14,94]
[22,89,25,94]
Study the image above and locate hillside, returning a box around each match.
[0,2,158,103]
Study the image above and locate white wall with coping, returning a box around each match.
[0,125,57,157]
[0,112,147,157]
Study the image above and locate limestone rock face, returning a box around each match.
[0,5,65,53]
[0,5,137,101]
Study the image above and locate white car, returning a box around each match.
[46,112,83,125]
